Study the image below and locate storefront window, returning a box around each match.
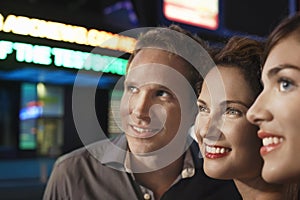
[19,82,64,156]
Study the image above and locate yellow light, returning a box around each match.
[0,13,136,53]
[37,82,46,98]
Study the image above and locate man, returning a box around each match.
[43,25,241,199]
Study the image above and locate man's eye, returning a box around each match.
[127,86,138,93]
[156,90,170,97]
[278,78,295,92]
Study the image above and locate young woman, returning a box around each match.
[247,13,300,197]
[195,36,292,199]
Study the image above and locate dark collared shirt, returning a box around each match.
[128,149,195,200]
[43,134,241,200]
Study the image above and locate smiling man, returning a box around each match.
[43,25,241,200]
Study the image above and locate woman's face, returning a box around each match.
[247,35,300,183]
[195,66,262,180]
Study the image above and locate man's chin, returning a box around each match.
[129,146,156,155]
[127,140,160,155]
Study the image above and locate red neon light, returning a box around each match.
[163,1,219,30]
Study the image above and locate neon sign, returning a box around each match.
[163,0,219,30]
[0,40,128,75]
[0,13,136,53]
[19,105,43,120]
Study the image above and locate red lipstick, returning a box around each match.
[257,131,283,156]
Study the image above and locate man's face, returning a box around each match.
[120,48,195,154]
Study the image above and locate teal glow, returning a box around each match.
[0,40,127,75]
[0,41,13,59]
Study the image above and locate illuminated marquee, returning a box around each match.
[163,0,219,30]
[0,40,128,75]
[0,13,136,53]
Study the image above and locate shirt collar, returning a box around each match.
[90,133,197,176]
[87,134,128,171]
[180,148,195,179]
[128,148,196,200]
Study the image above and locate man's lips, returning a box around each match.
[257,131,284,156]
[129,125,161,138]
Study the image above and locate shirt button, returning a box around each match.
[144,193,151,200]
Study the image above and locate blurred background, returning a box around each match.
[0,0,297,199]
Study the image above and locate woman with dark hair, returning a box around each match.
[195,36,293,199]
[247,13,300,199]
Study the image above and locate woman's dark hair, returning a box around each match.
[211,36,264,98]
[263,13,300,65]
[262,12,300,200]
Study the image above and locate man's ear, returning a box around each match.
[187,101,199,127]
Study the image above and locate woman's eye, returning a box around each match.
[198,105,210,113]
[224,107,242,117]
[278,78,295,92]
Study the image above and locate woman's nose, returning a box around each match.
[196,110,225,143]
[195,116,211,143]
[247,92,273,126]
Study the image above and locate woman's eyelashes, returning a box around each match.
[224,107,243,118]
[277,77,297,92]
[197,102,210,114]
[197,101,244,118]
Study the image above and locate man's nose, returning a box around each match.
[131,92,152,120]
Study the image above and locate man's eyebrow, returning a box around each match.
[267,64,300,79]
[157,85,172,90]
[124,80,133,85]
